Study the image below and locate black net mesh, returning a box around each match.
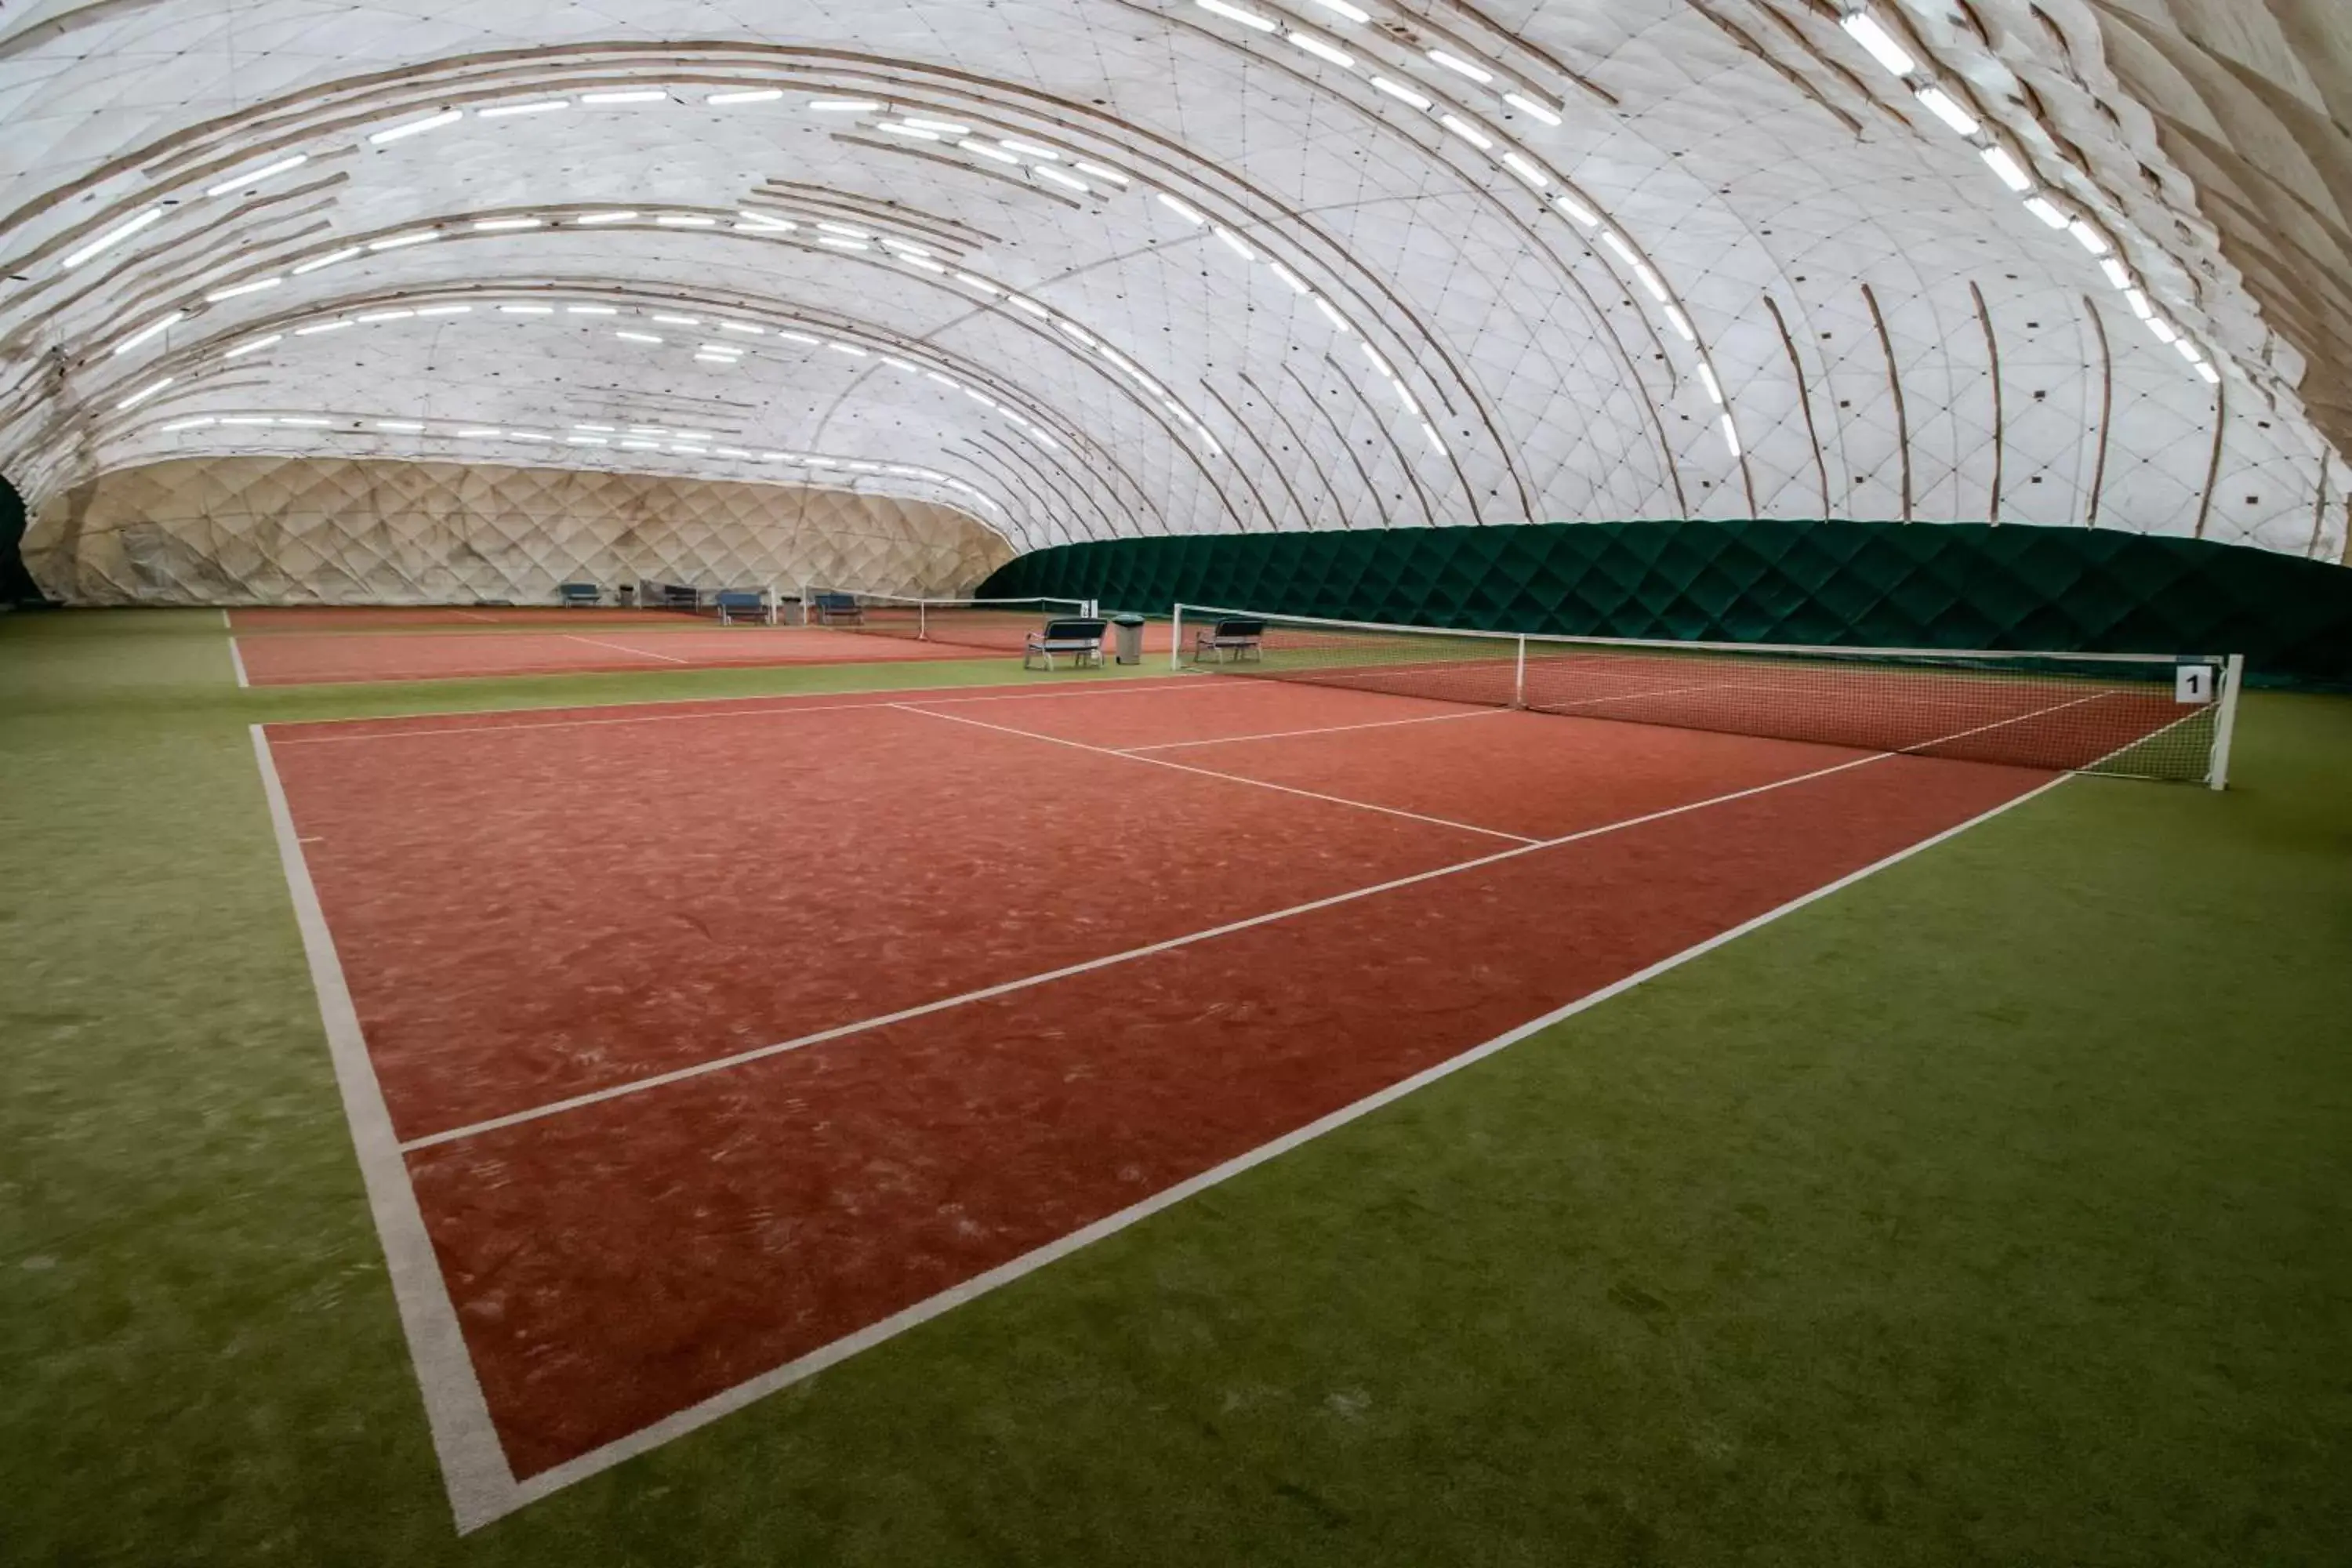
[1177,607,2234,784]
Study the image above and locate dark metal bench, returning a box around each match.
[713,589,774,626]
[1024,617,1109,670]
[812,592,865,627]
[1192,616,1266,662]
[557,583,601,608]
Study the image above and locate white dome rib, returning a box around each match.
[2,0,2345,560]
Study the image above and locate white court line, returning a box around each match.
[399,746,1892,1154]
[1117,707,1506,752]
[249,728,515,1533]
[494,764,2079,1521]
[898,702,1541,845]
[220,608,232,630]
[228,637,249,689]
[267,673,1223,746]
[560,633,690,665]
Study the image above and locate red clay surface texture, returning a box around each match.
[234,605,699,630]
[267,679,2055,1479]
[236,626,987,684]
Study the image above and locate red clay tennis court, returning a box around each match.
[249,661,2190,1524]
[230,603,1178,686]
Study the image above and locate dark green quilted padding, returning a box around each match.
[979,521,2352,688]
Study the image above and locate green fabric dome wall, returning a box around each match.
[978,521,2352,688]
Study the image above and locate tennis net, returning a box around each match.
[804,590,1096,653]
[1172,604,2242,786]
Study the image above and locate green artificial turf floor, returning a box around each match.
[3,608,2347,1566]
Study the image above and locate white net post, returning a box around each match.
[1512,636,1527,709]
[2209,652,2246,791]
[917,598,929,641]
[1170,605,1185,670]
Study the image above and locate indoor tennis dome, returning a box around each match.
[6,4,2350,1564]
[9,0,2352,601]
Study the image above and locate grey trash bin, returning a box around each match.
[1110,612,1147,666]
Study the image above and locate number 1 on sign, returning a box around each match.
[2176,664,2216,705]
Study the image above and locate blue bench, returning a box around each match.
[714,589,773,626]
[557,583,601,608]
[812,592,865,626]
[1024,617,1109,670]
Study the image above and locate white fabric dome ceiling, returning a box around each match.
[2,0,2347,560]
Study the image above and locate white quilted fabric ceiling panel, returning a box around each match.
[2,0,2345,561]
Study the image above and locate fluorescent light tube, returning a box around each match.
[478,100,568,118]
[1427,49,1494,84]
[1370,77,1432,111]
[615,331,662,343]
[1439,114,1494,150]
[2022,196,2068,229]
[706,89,784,105]
[654,214,717,227]
[1290,31,1355,68]
[226,335,281,358]
[205,277,283,302]
[1213,226,1256,260]
[205,154,308,198]
[1839,13,1916,76]
[581,89,670,105]
[1914,86,1979,135]
[63,207,165,269]
[290,246,361,274]
[369,111,463,144]
[1501,152,1549,188]
[368,230,438,250]
[1156,193,1207,225]
[473,217,543,230]
[1553,194,1599,227]
[1980,144,2033,192]
[116,376,173,410]
[575,210,638,224]
[808,99,880,112]
[1502,93,1563,126]
[293,319,353,335]
[1198,0,1277,32]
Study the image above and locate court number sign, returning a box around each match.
[2176,663,2217,706]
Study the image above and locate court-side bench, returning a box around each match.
[1192,616,1266,662]
[1025,617,1110,670]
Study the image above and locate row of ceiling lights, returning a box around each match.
[1835,7,2222,387]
